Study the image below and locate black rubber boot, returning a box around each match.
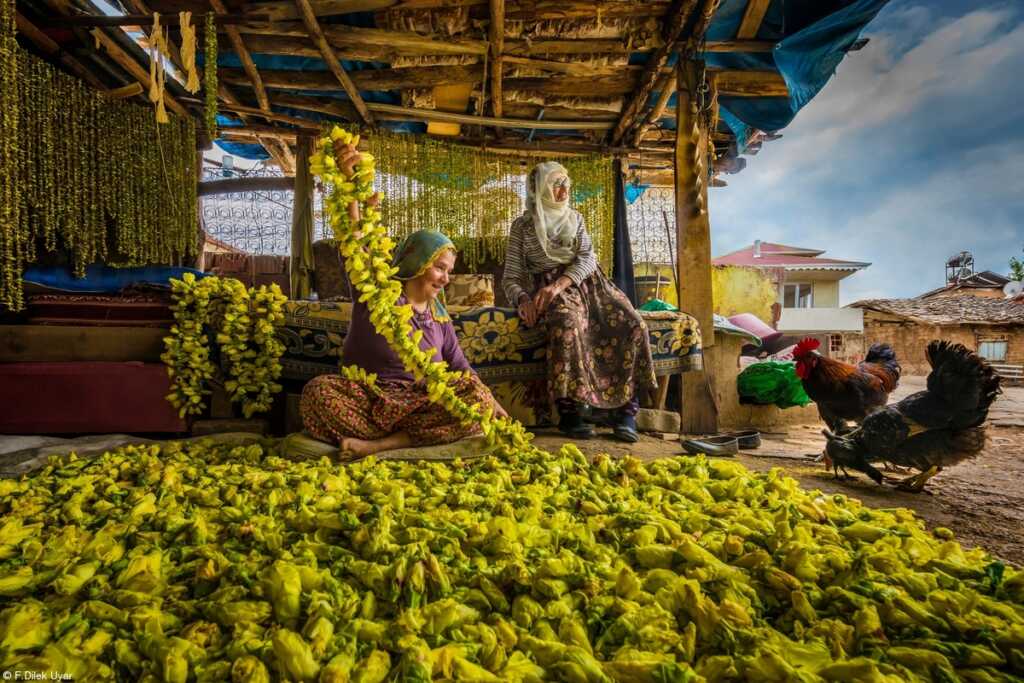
[558,409,595,439]
[612,413,639,443]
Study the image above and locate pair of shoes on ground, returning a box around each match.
[559,411,639,443]
[680,430,761,456]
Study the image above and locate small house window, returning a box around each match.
[829,334,844,354]
[783,284,813,308]
[978,340,1007,362]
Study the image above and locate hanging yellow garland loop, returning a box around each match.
[311,126,536,458]
[162,274,287,418]
[203,12,218,137]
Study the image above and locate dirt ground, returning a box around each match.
[534,376,1024,567]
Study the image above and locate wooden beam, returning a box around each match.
[703,40,774,52]
[503,102,619,120]
[216,124,303,138]
[15,12,108,90]
[250,91,358,120]
[293,0,374,124]
[243,0,397,22]
[236,22,488,57]
[713,70,787,97]
[220,64,483,92]
[502,55,620,77]
[504,1,671,20]
[610,0,699,145]
[368,102,613,129]
[48,13,265,27]
[211,0,271,113]
[199,176,296,195]
[264,137,296,175]
[505,73,638,97]
[675,59,717,434]
[489,0,505,123]
[182,96,324,128]
[737,0,770,39]
[104,82,145,98]
[90,29,189,117]
[452,135,636,156]
[504,38,653,56]
[631,73,675,146]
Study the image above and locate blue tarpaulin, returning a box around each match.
[23,265,208,293]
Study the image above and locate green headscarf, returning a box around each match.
[391,229,456,321]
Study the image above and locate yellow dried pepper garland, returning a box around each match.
[162,274,287,418]
[311,126,535,458]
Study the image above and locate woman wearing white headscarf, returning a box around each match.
[502,162,656,441]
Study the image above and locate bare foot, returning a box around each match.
[340,437,378,458]
[339,432,413,460]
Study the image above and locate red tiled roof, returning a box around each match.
[713,242,869,269]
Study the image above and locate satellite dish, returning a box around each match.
[1004,281,1024,298]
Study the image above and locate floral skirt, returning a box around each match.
[538,268,657,410]
[300,374,490,447]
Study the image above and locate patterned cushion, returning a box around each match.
[446,274,495,307]
[312,239,351,301]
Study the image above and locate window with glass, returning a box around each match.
[978,340,1008,362]
[783,283,813,308]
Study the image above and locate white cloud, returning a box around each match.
[710,3,1024,304]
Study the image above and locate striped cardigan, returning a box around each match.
[502,211,598,305]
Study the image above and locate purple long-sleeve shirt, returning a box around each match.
[341,297,473,382]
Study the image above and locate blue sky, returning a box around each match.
[711,0,1024,304]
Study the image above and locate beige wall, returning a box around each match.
[862,311,1024,374]
[706,332,822,431]
[811,280,839,308]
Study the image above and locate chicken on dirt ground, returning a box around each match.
[794,338,902,435]
[824,340,1002,493]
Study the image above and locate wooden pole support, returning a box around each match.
[675,59,718,434]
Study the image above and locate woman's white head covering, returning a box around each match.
[527,161,577,264]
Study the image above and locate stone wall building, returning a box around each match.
[849,297,1024,375]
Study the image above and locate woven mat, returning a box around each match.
[279,432,490,463]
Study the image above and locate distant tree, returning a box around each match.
[1011,252,1024,282]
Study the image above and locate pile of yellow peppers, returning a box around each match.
[0,440,1021,681]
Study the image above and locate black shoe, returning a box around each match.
[558,412,595,439]
[612,414,639,443]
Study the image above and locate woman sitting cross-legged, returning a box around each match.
[503,161,656,442]
[301,227,508,458]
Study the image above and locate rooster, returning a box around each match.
[824,341,1001,492]
[793,338,901,435]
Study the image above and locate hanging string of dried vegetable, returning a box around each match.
[203,12,218,137]
[0,49,198,311]
[361,128,615,273]
[0,0,21,310]
[179,11,201,94]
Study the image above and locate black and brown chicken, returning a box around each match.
[823,340,1001,492]
[793,337,901,435]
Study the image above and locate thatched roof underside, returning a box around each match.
[14,0,888,183]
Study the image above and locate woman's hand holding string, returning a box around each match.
[332,141,380,227]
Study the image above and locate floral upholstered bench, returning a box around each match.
[276,301,702,426]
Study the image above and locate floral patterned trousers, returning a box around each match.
[539,268,657,411]
[300,374,490,446]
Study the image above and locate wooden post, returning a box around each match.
[675,59,718,434]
